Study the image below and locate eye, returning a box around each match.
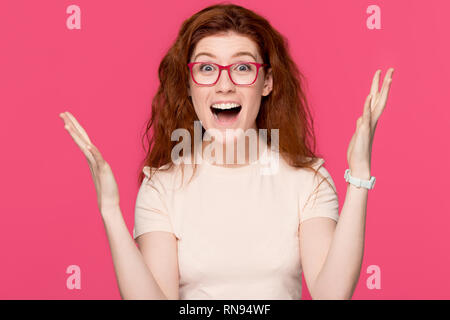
[199,63,216,72]
[234,63,252,72]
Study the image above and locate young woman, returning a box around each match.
[59,4,394,300]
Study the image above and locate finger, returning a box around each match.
[87,158,100,187]
[356,116,363,128]
[64,111,93,145]
[60,113,92,148]
[363,94,372,125]
[63,122,96,164]
[376,68,394,115]
[370,69,381,108]
[87,144,106,168]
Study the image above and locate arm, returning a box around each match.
[300,68,394,299]
[300,178,368,300]
[59,111,178,300]
[102,207,178,300]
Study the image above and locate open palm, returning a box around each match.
[60,111,120,213]
[347,68,394,176]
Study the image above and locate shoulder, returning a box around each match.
[142,163,172,179]
[301,157,334,186]
[277,155,335,190]
[142,163,195,191]
[278,155,327,178]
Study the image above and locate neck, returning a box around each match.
[200,131,266,167]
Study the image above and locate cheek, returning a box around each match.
[192,101,203,118]
[190,92,208,118]
[247,93,262,115]
[250,103,261,119]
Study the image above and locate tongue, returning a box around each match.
[217,109,239,122]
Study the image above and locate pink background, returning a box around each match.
[1,0,449,299]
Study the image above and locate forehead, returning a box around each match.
[192,33,259,62]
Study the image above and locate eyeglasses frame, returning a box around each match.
[187,61,269,86]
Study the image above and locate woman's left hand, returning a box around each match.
[346,68,394,179]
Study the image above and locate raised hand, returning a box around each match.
[346,68,394,179]
[59,111,120,214]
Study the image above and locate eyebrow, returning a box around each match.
[193,51,258,62]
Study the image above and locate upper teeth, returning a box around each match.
[211,103,241,110]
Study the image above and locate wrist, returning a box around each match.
[101,205,122,220]
[350,172,371,180]
[345,168,376,190]
[349,169,371,180]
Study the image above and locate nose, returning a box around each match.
[215,68,235,92]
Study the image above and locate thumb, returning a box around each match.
[363,94,372,124]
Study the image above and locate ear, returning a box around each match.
[262,67,273,97]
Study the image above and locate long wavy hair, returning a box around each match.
[138,2,336,198]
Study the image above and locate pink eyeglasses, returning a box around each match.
[187,61,269,86]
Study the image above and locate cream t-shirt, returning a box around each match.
[132,153,340,300]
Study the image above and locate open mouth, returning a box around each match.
[210,105,242,124]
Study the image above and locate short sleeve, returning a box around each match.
[299,160,340,224]
[132,166,174,240]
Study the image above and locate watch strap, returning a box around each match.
[344,169,376,190]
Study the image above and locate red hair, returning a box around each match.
[138,2,335,196]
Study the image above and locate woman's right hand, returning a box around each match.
[59,111,120,215]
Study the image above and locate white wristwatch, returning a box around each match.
[344,169,376,190]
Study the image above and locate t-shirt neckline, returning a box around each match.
[201,157,260,176]
[193,135,270,176]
